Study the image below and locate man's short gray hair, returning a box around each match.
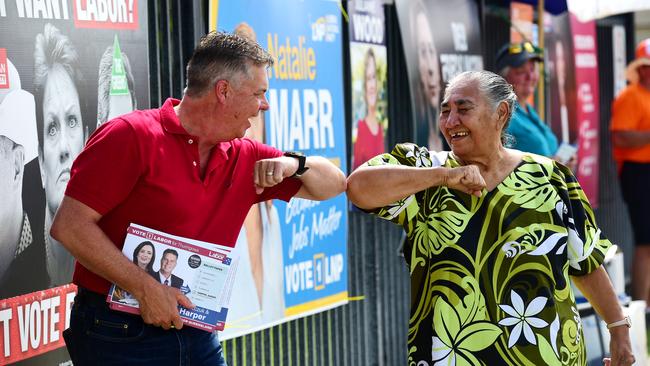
[185,31,274,97]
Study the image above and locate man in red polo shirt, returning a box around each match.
[50,31,346,365]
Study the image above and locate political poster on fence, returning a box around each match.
[546,12,600,206]
[348,0,388,172]
[211,0,349,339]
[395,0,483,150]
[0,0,149,364]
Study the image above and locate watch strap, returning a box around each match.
[284,151,309,178]
[606,316,631,329]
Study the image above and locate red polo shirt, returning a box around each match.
[65,98,301,294]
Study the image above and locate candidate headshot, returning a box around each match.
[96,38,137,128]
[0,57,40,296]
[33,23,87,286]
[132,240,156,275]
[155,249,185,290]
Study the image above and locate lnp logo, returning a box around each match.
[311,14,339,42]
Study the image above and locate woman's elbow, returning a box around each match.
[346,172,372,209]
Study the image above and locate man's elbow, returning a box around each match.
[49,214,67,244]
[313,170,346,200]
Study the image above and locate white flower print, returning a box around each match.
[385,195,414,219]
[405,145,431,167]
[498,290,549,348]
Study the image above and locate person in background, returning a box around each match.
[51,31,346,365]
[347,70,634,366]
[0,57,45,298]
[610,38,650,308]
[496,42,577,169]
[33,23,87,287]
[352,48,384,171]
[96,37,137,128]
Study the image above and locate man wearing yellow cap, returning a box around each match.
[610,38,650,307]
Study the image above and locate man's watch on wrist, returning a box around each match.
[284,151,309,178]
[606,316,631,330]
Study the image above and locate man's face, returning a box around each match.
[505,60,539,102]
[223,65,270,140]
[638,65,650,87]
[160,252,178,275]
[415,13,440,107]
[39,65,85,214]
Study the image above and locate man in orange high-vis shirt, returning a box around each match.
[611,38,650,307]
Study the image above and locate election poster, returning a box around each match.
[546,12,600,206]
[348,0,388,172]
[395,0,483,150]
[0,0,149,364]
[568,14,600,206]
[211,0,349,340]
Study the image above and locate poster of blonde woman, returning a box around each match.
[348,0,388,171]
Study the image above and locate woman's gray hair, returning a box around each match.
[445,70,517,145]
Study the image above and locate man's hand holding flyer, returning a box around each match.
[107,224,239,331]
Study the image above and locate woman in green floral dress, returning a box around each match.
[347,71,634,366]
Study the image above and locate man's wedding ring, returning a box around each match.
[266,170,274,176]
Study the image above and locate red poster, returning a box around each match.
[0,285,77,364]
[569,14,600,207]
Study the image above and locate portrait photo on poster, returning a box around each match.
[350,43,388,172]
[221,21,287,336]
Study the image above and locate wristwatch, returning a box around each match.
[284,151,310,178]
[606,316,631,329]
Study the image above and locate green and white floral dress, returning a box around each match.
[367,143,610,366]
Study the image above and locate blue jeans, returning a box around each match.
[63,288,227,366]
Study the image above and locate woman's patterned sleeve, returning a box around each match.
[364,143,435,226]
[555,162,612,276]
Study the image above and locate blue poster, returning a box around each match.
[213,0,348,339]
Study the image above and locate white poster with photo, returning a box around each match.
[0,1,149,364]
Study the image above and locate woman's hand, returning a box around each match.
[602,326,635,366]
[443,165,486,197]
